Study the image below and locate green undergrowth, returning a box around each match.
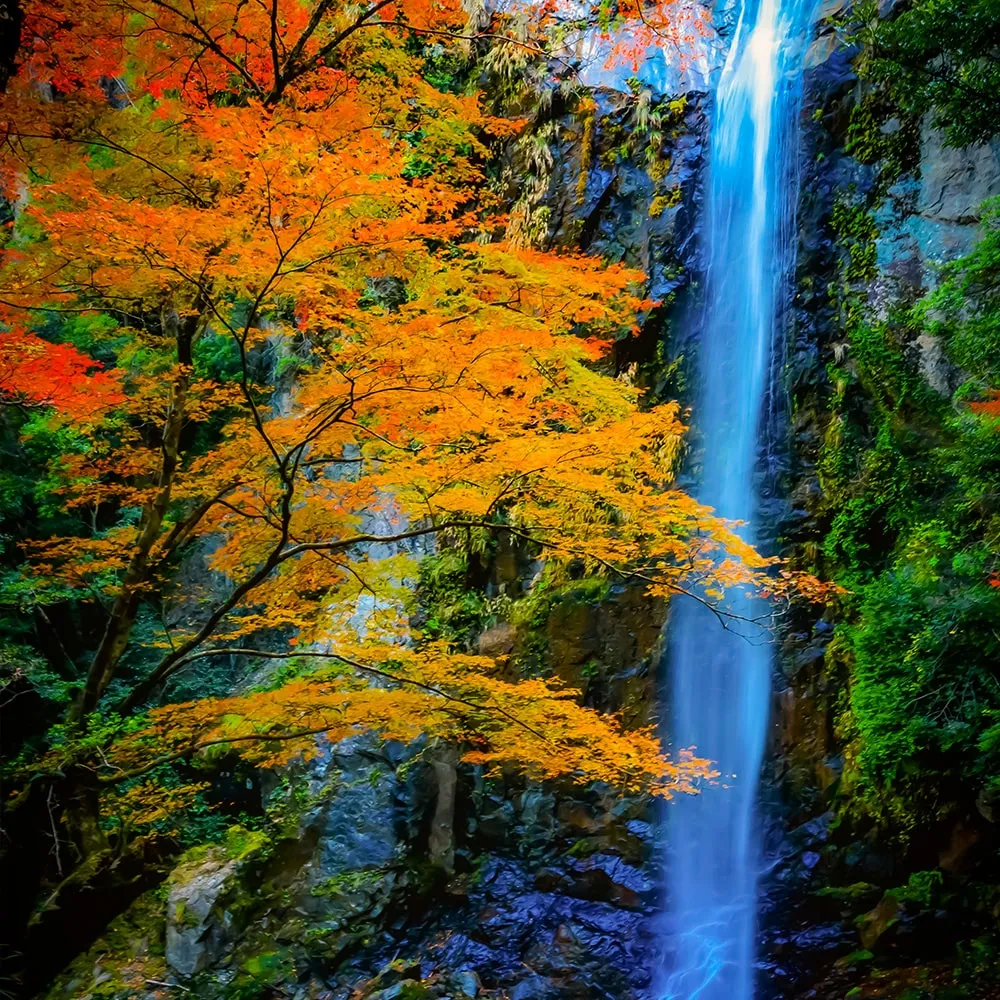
[416,547,500,648]
[819,197,1000,839]
[850,0,1000,149]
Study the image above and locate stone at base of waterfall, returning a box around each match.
[165,849,245,977]
[509,974,559,1000]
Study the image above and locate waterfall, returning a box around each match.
[662,1,814,998]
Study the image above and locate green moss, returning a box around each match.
[172,899,200,930]
[416,548,493,648]
[896,869,944,907]
[566,836,604,858]
[310,867,386,898]
[509,570,611,678]
[815,881,882,902]
[40,890,167,1000]
[394,982,432,1000]
[830,199,879,333]
[241,949,293,980]
[173,824,269,875]
[649,187,682,218]
[844,91,920,187]
[837,948,875,967]
[647,155,672,183]
[223,824,269,861]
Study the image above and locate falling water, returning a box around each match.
[663,1,815,998]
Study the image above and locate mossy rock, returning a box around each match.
[857,892,901,951]
[42,890,168,1000]
[816,881,883,907]
[370,980,433,1000]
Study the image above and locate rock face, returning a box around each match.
[868,125,1000,312]
[917,125,1000,226]
[254,735,430,964]
[770,9,1000,809]
[304,737,403,875]
[543,89,708,305]
[162,773,661,998]
[756,8,1000,998]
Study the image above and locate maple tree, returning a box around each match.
[0,328,123,417]
[0,2,821,940]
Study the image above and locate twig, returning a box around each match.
[46,785,63,877]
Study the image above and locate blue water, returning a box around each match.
[662,1,815,998]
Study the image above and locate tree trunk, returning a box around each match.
[61,766,108,859]
[69,314,197,724]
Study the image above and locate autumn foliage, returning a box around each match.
[970,389,1000,419]
[0,328,123,417]
[0,0,813,891]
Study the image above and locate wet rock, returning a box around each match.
[430,932,503,976]
[815,0,851,18]
[625,819,652,840]
[508,974,557,1000]
[543,89,709,305]
[804,33,839,71]
[533,854,648,910]
[369,980,430,1000]
[569,853,653,907]
[297,737,401,873]
[449,969,479,997]
[790,921,854,953]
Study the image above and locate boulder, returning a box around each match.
[165,849,245,977]
[857,892,900,951]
